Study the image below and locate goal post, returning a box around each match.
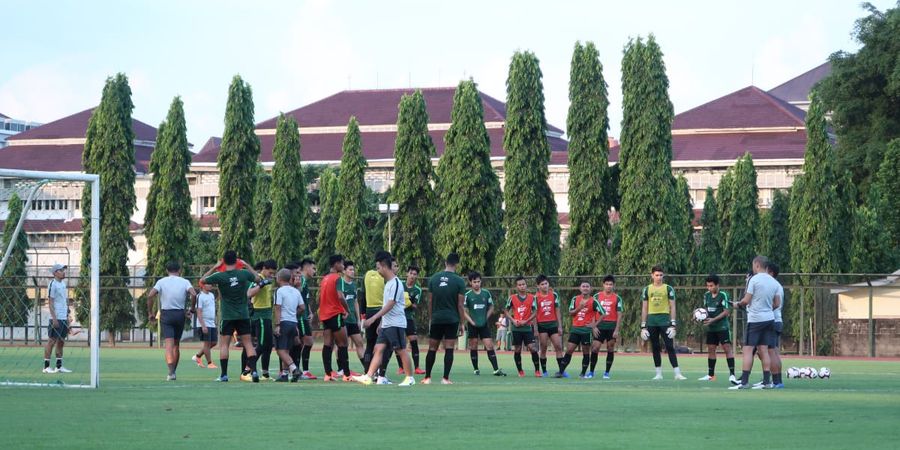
[0,168,100,388]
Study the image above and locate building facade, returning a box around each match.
[0,112,42,148]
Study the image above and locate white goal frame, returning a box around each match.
[0,168,100,388]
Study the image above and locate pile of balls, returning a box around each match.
[787,367,831,379]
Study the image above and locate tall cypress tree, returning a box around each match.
[495,51,558,276]
[764,189,791,272]
[79,73,136,339]
[850,205,892,273]
[388,91,436,270]
[876,139,900,257]
[697,187,722,274]
[217,75,260,260]
[617,36,679,276]
[252,166,273,259]
[314,168,340,269]
[269,114,308,265]
[435,80,504,275]
[0,194,30,327]
[146,96,193,278]
[716,167,735,249]
[560,41,611,276]
[724,153,759,273]
[143,120,165,274]
[335,117,370,271]
[672,175,696,274]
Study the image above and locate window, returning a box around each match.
[201,196,217,209]
[44,200,51,210]
[74,200,81,210]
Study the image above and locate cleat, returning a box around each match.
[376,376,393,385]
[260,373,272,381]
[330,371,340,379]
[728,383,750,390]
[587,371,594,378]
[753,380,765,388]
[414,368,426,375]
[252,371,260,383]
[493,369,507,377]
[773,383,785,389]
[674,373,687,380]
[301,371,317,380]
[553,372,564,379]
[698,375,716,381]
[275,374,290,382]
[752,383,774,390]
[352,375,373,385]
[542,371,549,378]
[56,367,72,373]
[342,375,353,382]
[518,370,526,378]
[397,368,405,376]
[603,372,610,379]
[349,371,362,377]
[323,375,335,382]
[474,369,480,375]
[166,374,176,381]
[192,355,203,367]
[216,375,229,382]
[421,377,432,385]
[290,372,300,383]
[729,375,739,385]
[441,378,453,385]
[399,376,416,387]
[240,373,253,382]
[337,370,345,376]
[584,373,594,379]
[652,374,664,380]
[534,370,542,378]
[562,372,570,379]
[42,367,57,374]
[206,363,218,369]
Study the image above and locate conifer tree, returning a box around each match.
[672,175,696,274]
[723,153,759,273]
[875,139,900,257]
[697,187,722,274]
[269,114,308,265]
[495,51,558,276]
[764,189,791,272]
[715,167,735,249]
[388,91,436,270]
[434,80,504,275]
[217,75,260,260]
[314,168,340,269]
[561,41,611,276]
[143,120,165,274]
[335,117,371,271]
[252,166,273,259]
[0,194,30,326]
[850,205,892,273]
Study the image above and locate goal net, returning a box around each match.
[0,168,100,388]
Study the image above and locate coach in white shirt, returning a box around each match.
[147,261,197,381]
[729,256,781,390]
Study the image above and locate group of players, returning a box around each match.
[133,249,785,389]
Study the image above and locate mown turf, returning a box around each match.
[1,346,898,449]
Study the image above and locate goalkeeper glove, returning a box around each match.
[258,278,273,287]
[666,326,676,339]
[640,328,649,341]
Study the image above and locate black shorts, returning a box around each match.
[466,324,491,340]
[511,330,535,347]
[429,322,459,340]
[745,320,774,347]
[298,318,312,337]
[346,322,361,336]
[48,320,69,340]
[251,318,273,348]
[770,322,783,348]
[706,329,732,346]
[537,322,559,336]
[195,327,219,343]
[276,321,299,350]
[376,326,407,350]
[595,327,615,343]
[568,331,592,346]
[405,317,417,336]
[220,319,251,337]
[161,309,186,340]
[322,315,344,332]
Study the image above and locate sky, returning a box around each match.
[1,0,894,148]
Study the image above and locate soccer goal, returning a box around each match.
[0,168,100,388]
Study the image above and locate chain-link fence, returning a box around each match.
[1,271,896,357]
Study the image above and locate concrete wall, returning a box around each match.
[835,319,900,357]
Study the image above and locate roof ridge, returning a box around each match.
[7,107,95,140]
[768,61,830,92]
[749,86,806,127]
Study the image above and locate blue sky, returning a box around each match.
[1,0,893,147]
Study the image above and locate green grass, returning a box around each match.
[2,345,899,449]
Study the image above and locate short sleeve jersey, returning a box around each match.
[153,275,193,310]
[641,284,676,326]
[464,289,493,328]
[404,283,422,320]
[505,294,536,332]
[196,291,217,328]
[380,277,407,329]
[773,282,785,323]
[535,290,560,324]
[275,285,303,323]
[703,291,731,332]
[339,277,358,324]
[569,295,605,331]
[204,269,256,320]
[594,292,623,329]
[746,273,778,323]
[49,278,68,320]
[299,277,312,320]
[318,273,346,321]
[428,271,467,324]
[249,279,275,320]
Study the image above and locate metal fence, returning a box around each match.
[0,271,896,357]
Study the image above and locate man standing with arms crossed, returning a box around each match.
[729,256,781,390]
[147,261,196,381]
[423,253,467,385]
[320,254,352,382]
[505,276,541,378]
[592,275,623,379]
[43,264,72,374]
[534,274,564,377]
[640,266,686,380]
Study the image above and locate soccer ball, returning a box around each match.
[692,308,709,321]
[807,367,819,379]
[819,367,831,379]
[798,367,811,379]
[787,367,801,379]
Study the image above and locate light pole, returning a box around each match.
[378,203,399,253]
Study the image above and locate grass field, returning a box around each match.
[2,345,899,449]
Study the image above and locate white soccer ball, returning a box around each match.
[692,308,709,322]
[787,367,801,379]
[819,367,831,379]
[807,367,819,379]
[798,367,811,379]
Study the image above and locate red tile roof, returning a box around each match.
[768,62,831,103]
[7,107,158,143]
[0,143,155,172]
[672,86,806,130]
[0,219,140,233]
[609,130,807,163]
[192,126,569,164]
